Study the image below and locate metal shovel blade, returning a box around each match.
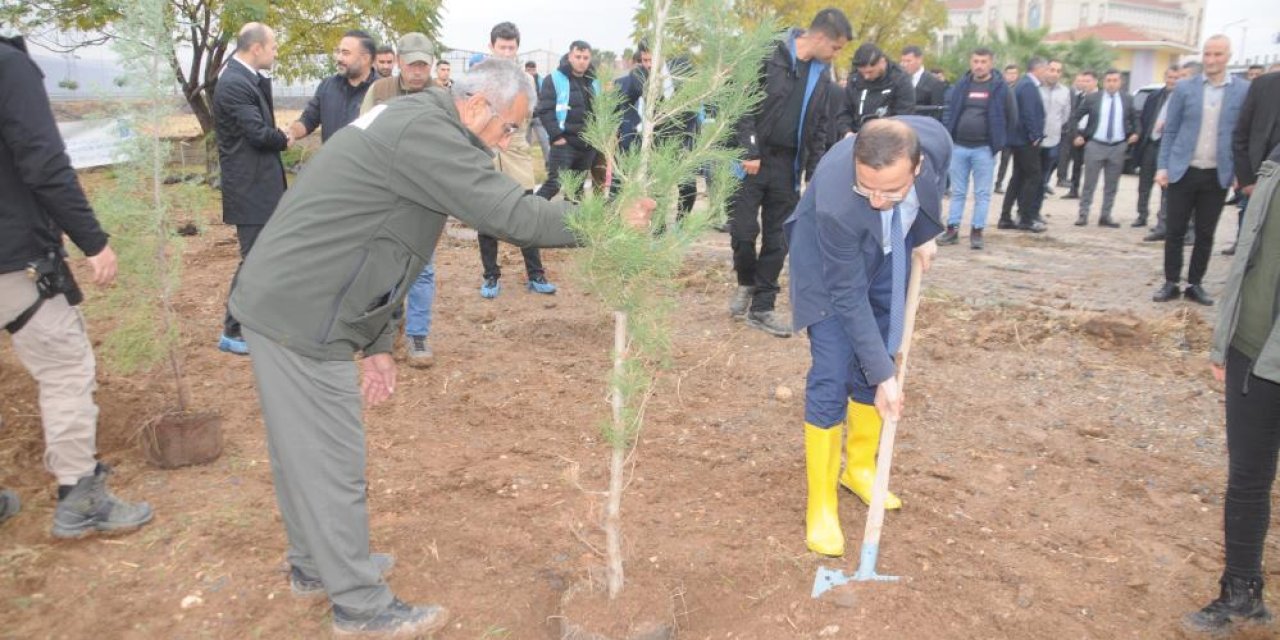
[811,566,854,598]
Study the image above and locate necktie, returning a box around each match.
[1105,94,1116,142]
[887,204,906,356]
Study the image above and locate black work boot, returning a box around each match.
[745,309,793,338]
[969,228,985,250]
[728,286,755,320]
[52,463,153,539]
[938,224,960,245]
[333,598,449,637]
[1153,282,1180,302]
[1183,575,1273,635]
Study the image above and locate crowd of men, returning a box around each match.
[3,6,1280,638]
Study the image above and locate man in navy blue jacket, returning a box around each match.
[784,117,947,556]
[999,57,1048,232]
[939,47,1008,249]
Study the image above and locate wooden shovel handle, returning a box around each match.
[894,251,926,388]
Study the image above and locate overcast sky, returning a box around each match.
[1201,0,1280,62]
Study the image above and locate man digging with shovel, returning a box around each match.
[785,117,948,557]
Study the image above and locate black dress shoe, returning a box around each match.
[1018,220,1047,233]
[996,218,1018,230]
[1131,217,1148,227]
[1184,285,1214,306]
[1144,229,1166,242]
[1074,216,1088,226]
[1153,282,1180,302]
[1098,218,1120,228]
[1062,190,1080,200]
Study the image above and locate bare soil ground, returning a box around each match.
[2,172,1275,639]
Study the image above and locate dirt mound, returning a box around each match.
[920,298,1215,357]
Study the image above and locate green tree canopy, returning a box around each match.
[935,24,1115,83]
[7,0,442,138]
[632,0,946,72]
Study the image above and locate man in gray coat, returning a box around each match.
[229,59,651,636]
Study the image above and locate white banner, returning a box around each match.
[57,118,132,169]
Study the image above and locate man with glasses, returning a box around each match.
[229,59,655,636]
[784,117,947,556]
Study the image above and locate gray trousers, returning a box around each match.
[1079,140,1128,221]
[242,328,392,616]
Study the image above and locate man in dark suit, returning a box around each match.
[1000,57,1048,232]
[900,45,946,120]
[1229,71,1280,248]
[1059,71,1097,198]
[212,23,290,355]
[784,117,947,556]
[1135,66,1179,231]
[1071,69,1138,227]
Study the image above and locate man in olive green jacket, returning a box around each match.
[230,59,650,637]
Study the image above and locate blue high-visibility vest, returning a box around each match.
[551,69,601,129]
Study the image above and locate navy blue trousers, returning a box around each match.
[803,256,901,427]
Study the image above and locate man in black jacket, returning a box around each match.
[288,30,377,143]
[900,45,946,120]
[0,34,153,538]
[1071,69,1138,227]
[1229,70,1280,251]
[837,44,915,136]
[729,8,850,338]
[213,23,290,355]
[534,41,599,201]
[1135,65,1179,231]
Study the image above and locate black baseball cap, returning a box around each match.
[852,43,883,68]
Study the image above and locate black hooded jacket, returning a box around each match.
[0,36,109,274]
[732,29,834,177]
[534,58,598,150]
[837,61,916,136]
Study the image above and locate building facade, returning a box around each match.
[941,0,1201,86]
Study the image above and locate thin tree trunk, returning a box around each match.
[151,44,191,413]
[605,310,627,599]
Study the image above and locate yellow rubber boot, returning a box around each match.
[840,400,902,510]
[804,423,844,557]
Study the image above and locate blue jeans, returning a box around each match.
[948,144,996,229]
[404,261,436,338]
